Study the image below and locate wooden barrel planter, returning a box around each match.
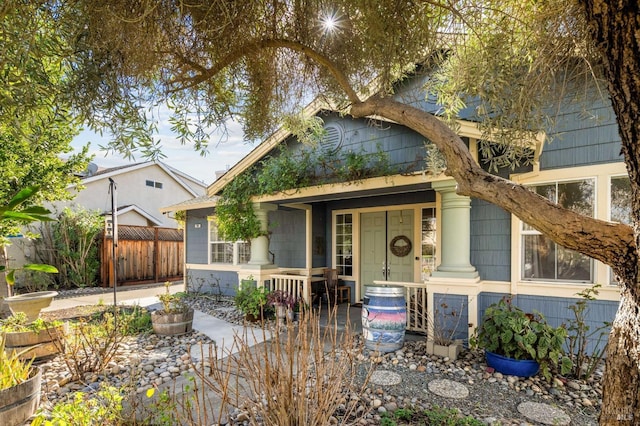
[3,324,67,361]
[151,309,194,336]
[0,366,42,426]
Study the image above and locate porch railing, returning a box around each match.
[270,274,312,305]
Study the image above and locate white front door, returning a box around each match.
[360,209,414,297]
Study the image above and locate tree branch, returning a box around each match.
[169,38,361,104]
[350,96,636,269]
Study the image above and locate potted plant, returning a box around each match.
[1,312,66,360]
[151,282,194,336]
[234,280,271,322]
[473,297,572,380]
[426,299,465,360]
[0,334,42,425]
[267,290,297,326]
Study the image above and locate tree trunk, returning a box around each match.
[600,287,640,425]
[578,1,640,423]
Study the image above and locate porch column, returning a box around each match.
[246,202,278,268]
[431,180,478,279]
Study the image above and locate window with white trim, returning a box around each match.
[335,213,353,276]
[521,179,594,283]
[609,176,631,283]
[208,218,250,265]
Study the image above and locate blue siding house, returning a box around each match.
[163,75,621,348]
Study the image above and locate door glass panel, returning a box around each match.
[421,208,436,280]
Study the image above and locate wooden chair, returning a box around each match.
[323,268,339,304]
[336,284,351,304]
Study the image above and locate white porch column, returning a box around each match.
[246,202,278,269]
[431,180,478,279]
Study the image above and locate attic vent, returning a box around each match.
[321,123,344,153]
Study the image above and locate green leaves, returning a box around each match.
[476,297,572,381]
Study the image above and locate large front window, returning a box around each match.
[522,180,594,282]
[208,218,250,265]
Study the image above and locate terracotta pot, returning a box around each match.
[0,366,41,426]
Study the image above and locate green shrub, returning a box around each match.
[474,297,572,380]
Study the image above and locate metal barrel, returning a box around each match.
[361,285,406,353]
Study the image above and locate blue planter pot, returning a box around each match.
[485,351,540,377]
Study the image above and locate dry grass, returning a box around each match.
[188,305,374,425]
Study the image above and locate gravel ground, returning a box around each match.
[34,288,602,425]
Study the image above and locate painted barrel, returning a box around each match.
[361,285,407,353]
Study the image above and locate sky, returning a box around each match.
[71,118,255,185]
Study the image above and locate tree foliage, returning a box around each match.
[36,207,103,289]
[0,0,92,236]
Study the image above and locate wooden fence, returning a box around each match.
[101,225,183,287]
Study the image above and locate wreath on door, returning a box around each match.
[389,235,412,257]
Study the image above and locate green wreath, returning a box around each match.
[389,235,412,257]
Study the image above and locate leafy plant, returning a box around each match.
[267,289,298,310]
[234,280,271,317]
[0,334,34,390]
[32,383,125,426]
[0,312,62,333]
[380,406,483,425]
[157,281,190,314]
[565,284,609,380]
[35,207,103,289]
[0,187,58,293]
[474,297,572,380]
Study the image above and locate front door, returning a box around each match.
[360,209,414,297]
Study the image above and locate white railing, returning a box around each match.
[270,274,311,305]
[373,280,430,335]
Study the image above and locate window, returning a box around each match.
[610,176,631,283]
[522,179,594,282]
[611,176,631,224]
[421,208,437,280]
[208,218,249,265]
[146,179,163,189]
[335,213,353,276]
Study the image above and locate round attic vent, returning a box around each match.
[321,122,344,153]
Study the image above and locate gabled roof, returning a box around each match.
[160,194,219,213]
[78,161,206,197]
[102,204,164,226]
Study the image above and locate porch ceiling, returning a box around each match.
[258,181,433,206]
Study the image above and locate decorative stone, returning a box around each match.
[517,401,571,425]
[427,379,469,399]
[369,370,402,386]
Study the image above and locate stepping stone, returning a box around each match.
[517,401,570,425]
[427,379,469,399]
[370,370,402,386]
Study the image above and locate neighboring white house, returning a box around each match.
[59,161,207,228]
[6,161,206,276]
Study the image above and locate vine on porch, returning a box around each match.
[215,139,398,242]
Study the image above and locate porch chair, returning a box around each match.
[323,268,339,305]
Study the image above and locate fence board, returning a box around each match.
[101,225,183,287]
